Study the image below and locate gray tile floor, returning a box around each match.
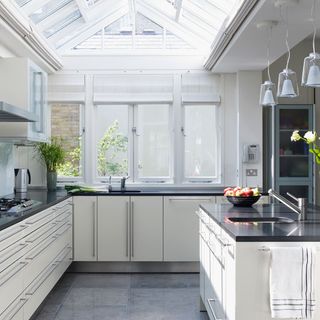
[34,273,209,320]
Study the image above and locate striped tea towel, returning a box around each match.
[270,247,315,319]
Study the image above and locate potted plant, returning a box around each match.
[34,137,65,191]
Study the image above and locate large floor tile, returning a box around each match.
[33,273,207,320]
[131,273,199,288]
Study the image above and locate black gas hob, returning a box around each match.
[0,198,41,213]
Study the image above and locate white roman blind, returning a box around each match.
[181,73,221,103]
[93,74,174,104]
[48,74,85,103]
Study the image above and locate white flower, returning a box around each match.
[291,130,301,142]
[304,131,316,144]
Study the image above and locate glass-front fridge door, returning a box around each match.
[275,105,314,202]
[29,67,47,141]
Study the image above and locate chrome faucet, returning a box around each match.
[108,176,112,193]
[268,189,308,221]
[120,176,129,191]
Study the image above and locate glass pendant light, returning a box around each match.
[302,0,320,87]
[259,22,277,107]
[277,6,299,98]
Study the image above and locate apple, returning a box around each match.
[252,187,260,196]
[242,189,254,197]
[224,190,234,196]
[223,187,233,193]
[235,189,243,197]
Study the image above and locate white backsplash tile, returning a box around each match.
[0,143,14,196]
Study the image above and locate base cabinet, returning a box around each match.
[73,196,97,261]
[74,196,163,262]
[0,198,72,320]
[130,196,163,262]
[97,196,130,261]
[164,196,214,261]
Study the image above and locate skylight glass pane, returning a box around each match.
[29,0,73,24]
[104,14,133,49]
[135,13,163,49]
[44,9,81,38]
[15,0,31,7]
[74,30,103,50]
[166,31,192,49]
[86,0,100,7]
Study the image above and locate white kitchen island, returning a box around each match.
[198,203,320,320]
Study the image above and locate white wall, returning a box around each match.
[0,44,15,196]
[237,71,263,187]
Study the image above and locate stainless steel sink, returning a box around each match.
[227,217,296,224]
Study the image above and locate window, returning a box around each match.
[95,105,129,178]
[135,105,172,180]
[51,103,84,179]
[95,104,172,182]
[183,104,220,182]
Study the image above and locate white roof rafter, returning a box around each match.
[74,0,90,22]
[175,0,183,21]
[58,1,128,52]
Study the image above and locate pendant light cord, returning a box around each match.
[279,6,291,73]
[267,26,272,82]
[312,0,317,57]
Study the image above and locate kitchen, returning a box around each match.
[0,0,320,319]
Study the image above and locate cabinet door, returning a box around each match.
[130,197,163,261]
[164,196,214,261]
[73,196,97,261]
[97,196,130,261]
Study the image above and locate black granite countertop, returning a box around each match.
[71,188,268,196]
[200,203,320,242]
[0,190,70,231]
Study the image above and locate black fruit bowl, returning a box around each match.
[226,196,261,207]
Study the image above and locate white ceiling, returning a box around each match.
[212,0,320,73]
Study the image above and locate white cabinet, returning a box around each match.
[0,58,48,143]
[0,198,72,320]
[97,196,130,261]
[73,196,97,261]
[164,196,214,261]
[131,196,163,262]
[75,196,163,262]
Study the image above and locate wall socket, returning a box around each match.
[246,169,258,176]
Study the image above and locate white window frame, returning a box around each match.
[181,103,222,185]
[51,102,85,183]
[94,103,174,183]
[133,104,174,184]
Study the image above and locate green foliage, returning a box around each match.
[58,141,81,177]
[97,120,128,176]
[34,137,66,172]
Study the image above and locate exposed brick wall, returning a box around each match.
[51,104,81,167]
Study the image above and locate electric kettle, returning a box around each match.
[14,168,31,193]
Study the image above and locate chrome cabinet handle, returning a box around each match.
[131,201,134,258]
[126,202,129,257]
[92,202,96,257]
[207,299,223,320]
[0,261,27,287]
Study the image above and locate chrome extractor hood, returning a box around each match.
[0,102,37,122]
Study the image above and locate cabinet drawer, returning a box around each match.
[24,246,72,320]
[0,224,28,253]
[0,295,26,320]
[0,241,28,274]
[24,226,71,290]
[24,208,55,234]
[0,259,26,315]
